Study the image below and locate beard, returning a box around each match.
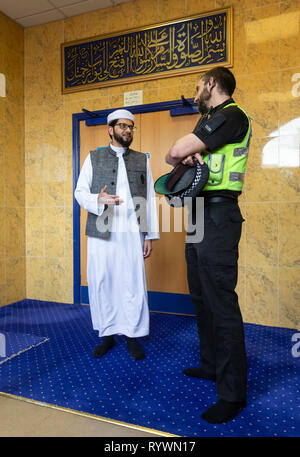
[198,87,211,115]
[113,129,133,147]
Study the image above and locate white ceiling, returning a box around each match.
[0,0,132,27]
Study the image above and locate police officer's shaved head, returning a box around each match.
[201,67,236,97]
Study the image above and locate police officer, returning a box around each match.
[165,66,251,424]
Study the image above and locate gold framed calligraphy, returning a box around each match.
[61,7,233,94]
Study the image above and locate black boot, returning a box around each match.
[201,399,246,423]
[183,367,216,381]
[93,335,114,358]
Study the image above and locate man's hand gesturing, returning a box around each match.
[98,185,123,206]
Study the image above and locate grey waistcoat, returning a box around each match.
[85,145,147,239]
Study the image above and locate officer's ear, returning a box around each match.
[209,78,216,90]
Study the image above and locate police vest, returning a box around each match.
[202,103,252,192]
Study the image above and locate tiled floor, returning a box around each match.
[0,395,158,437]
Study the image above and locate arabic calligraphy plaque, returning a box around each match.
[61,8,232,94]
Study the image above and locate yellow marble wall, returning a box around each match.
[23,0,300,328]
[0,12,25,306]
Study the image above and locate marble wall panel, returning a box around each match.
[245,203,278,269]
[279,202,300,268]
[279,266,300,329]
[0,12,25,305]
[245,266,278,327]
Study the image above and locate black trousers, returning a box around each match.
[185,200,247,402]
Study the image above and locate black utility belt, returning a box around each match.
[204,196,237,204]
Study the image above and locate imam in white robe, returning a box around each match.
[74,144,159,338]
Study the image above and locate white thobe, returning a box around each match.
[74,144,159,338]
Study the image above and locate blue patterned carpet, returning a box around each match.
[0,300,299,437]
[0,331,48,365]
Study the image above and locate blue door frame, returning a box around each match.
[72,97,197,314]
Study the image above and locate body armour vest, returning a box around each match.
[202,103,252,192]
[85,146,147,239]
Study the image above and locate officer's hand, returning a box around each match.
[181,153,204,166]
[181,155,194,166]
[194,152,204,165]
[98,185,123,205]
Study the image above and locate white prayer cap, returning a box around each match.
[107,109,134,125]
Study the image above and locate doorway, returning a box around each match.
[73,99,198,314]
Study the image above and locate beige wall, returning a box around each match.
[1,0,299,329]
[0,12,25,306]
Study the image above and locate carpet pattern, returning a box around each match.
[0,300,299,437]
[0,331,48,365]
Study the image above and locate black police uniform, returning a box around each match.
[185,98,249,402]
